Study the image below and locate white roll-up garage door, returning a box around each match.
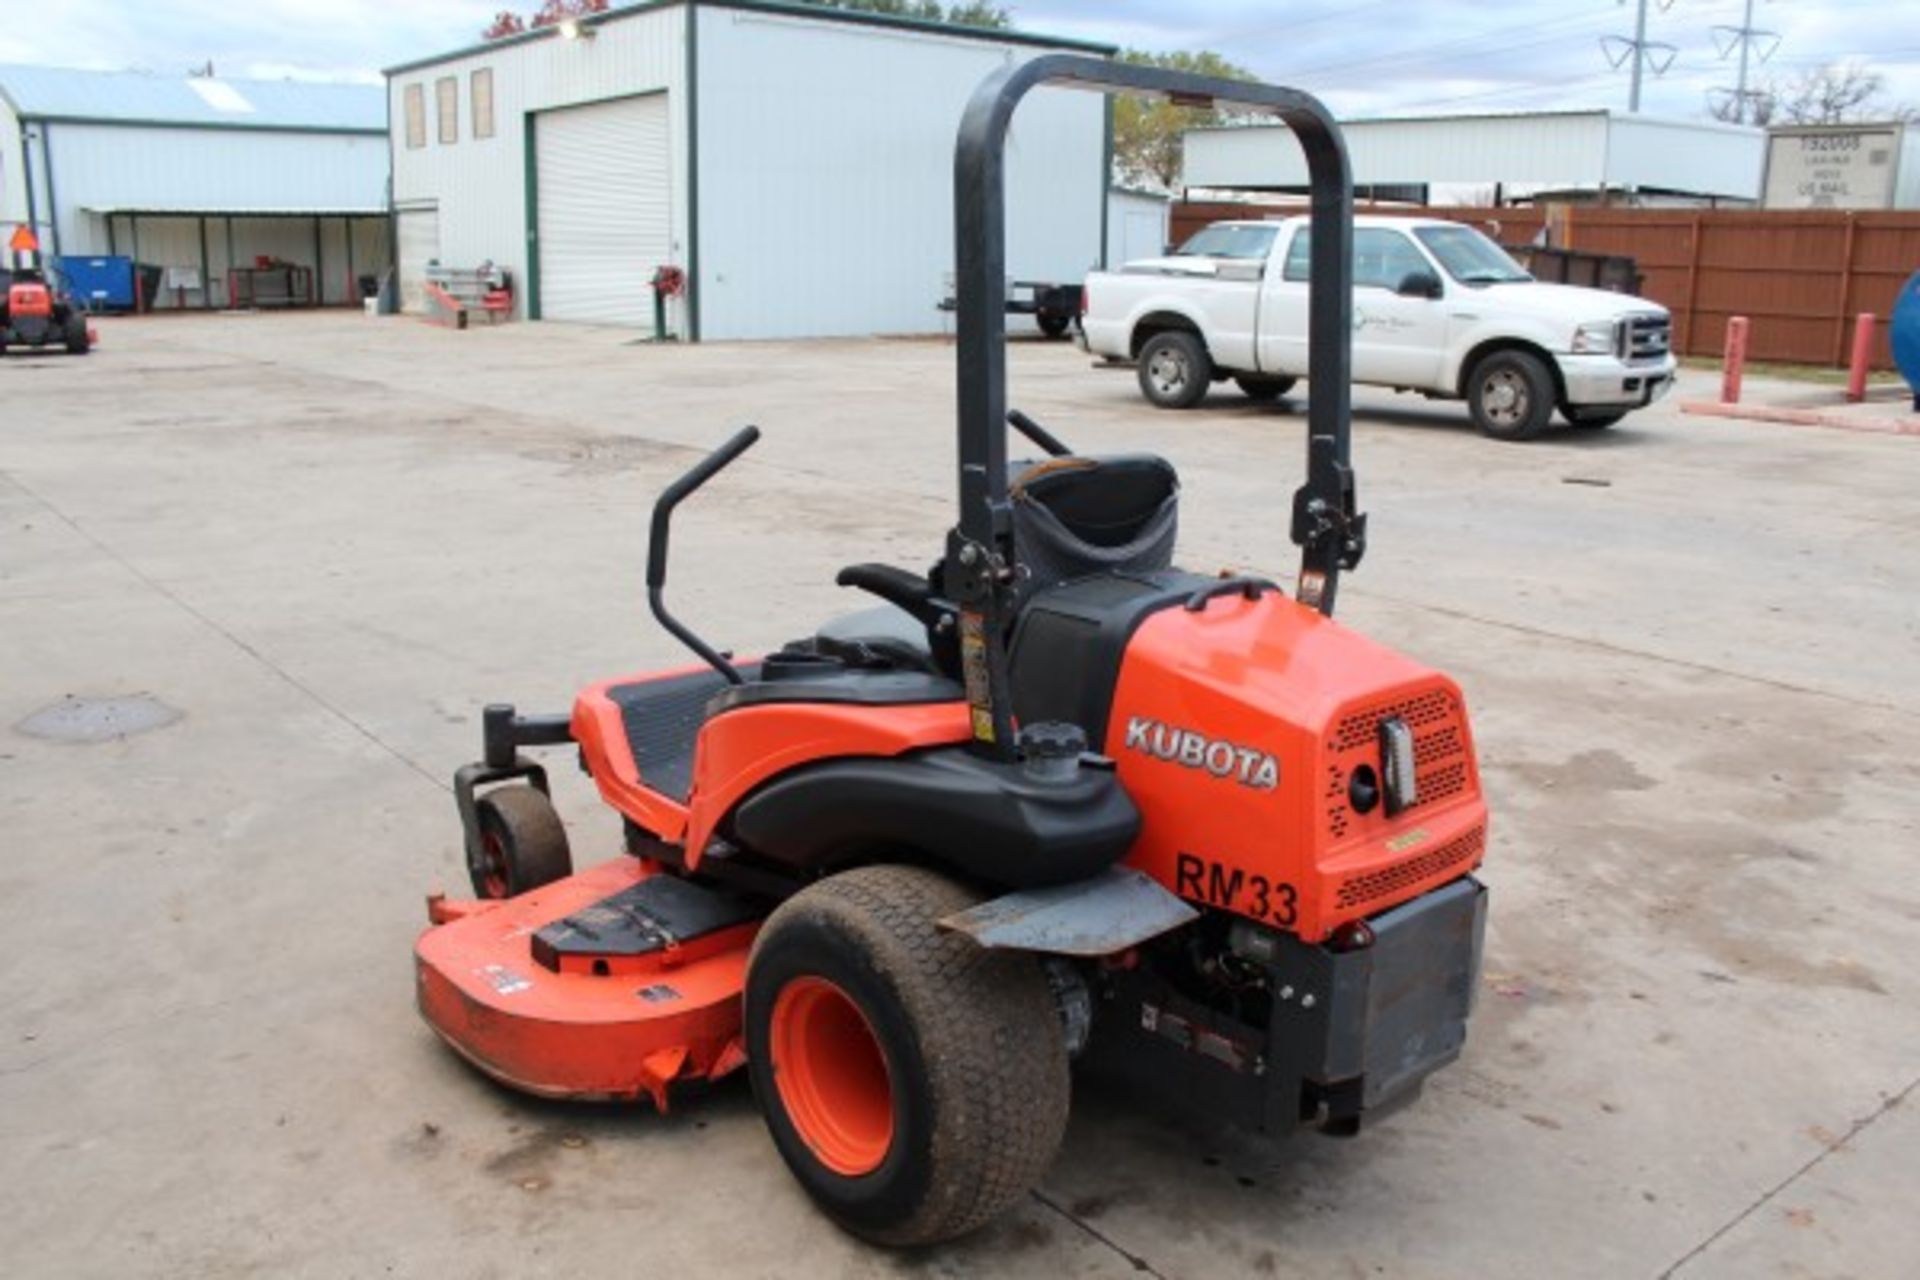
[536,94,672,326]
[396,205,439,314]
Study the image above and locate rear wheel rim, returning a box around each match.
[770,976,894,1176]
[1147,347,1189,397]
[477,829,510,898]
[1481,369,1528,425]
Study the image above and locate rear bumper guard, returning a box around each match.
[1089,876,1487,1136]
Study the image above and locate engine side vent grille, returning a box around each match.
[1324,688,1471,841]
[1336,824,1485,910]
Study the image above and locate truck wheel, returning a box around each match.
[1234,374,1296,401]
[1036,312,1071,340]
[1567,409,1627,429]
[1468,350,1556,440]
[1137,331,1212,409]
[467,785,571,898]
[746,864,1069,1246]
[63,315,90,355]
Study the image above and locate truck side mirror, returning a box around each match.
[1396,270,1443,300]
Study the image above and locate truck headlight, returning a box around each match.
[1571,319,1620,355]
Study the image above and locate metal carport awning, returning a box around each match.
[81,205,387,218]
[78,205,391,310]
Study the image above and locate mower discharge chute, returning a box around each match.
[415,55,1488,1246]
[2,226,93,357]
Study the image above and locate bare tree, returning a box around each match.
[1711,60,1920,126]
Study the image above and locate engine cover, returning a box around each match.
[7,283,53,320]
[1103,589,1487,942]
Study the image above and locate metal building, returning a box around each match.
[1106,186,1171,266]
[385,0,1113,339]
[1185,109,1766,206]
[0,64,389,308]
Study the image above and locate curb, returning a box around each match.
[1678,399,1920,438]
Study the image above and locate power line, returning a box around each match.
[1270,8,1620,88]
[1601,0,1678,112]
[1708,0,1782,122]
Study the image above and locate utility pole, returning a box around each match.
[1710,0,1781,124]
[1602,0,1677,113]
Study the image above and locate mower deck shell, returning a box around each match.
[415,858,758,1106]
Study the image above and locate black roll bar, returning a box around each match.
[946,54,1367,758]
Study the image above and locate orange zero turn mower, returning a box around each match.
[2,226,93,356]
[416,56,1488,1246]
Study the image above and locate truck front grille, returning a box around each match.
[1622,313,1671,362]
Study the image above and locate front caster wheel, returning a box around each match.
[467,785,571,898]
[745,865,1069,1246]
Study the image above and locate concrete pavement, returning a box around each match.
[2,313,1915,1278]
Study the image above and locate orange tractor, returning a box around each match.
[2,227,92,356]
[415,57,1488,1245]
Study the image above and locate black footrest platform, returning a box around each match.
[532,874,765,974]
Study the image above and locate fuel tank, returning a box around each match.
[1010,574,1485,943]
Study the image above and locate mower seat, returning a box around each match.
[1011,454,1179,599]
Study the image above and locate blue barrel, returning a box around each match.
[1893,269,1920,406]
[57,255,136,310]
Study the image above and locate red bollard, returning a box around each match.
[1720,315,1750,405]
[1845,313,1876,402]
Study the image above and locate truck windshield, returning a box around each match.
[1172,224,1280,261]
[1412,225,1532,285]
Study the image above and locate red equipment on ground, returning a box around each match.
[2,226,94,357]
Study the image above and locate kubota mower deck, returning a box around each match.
[418,859,760,1106]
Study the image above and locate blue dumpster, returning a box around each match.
[1892,269,1920,410]
[57,255,137,311]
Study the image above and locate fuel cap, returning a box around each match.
[1019,721,1086,781]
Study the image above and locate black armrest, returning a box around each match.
[835,563,947,628]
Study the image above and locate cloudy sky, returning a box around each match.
[2,0,1917,122]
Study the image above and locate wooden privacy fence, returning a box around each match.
[1169,201,1920,369]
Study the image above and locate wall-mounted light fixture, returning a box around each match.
[557,18,596,40]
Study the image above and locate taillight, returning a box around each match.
[1077,286,1087,316]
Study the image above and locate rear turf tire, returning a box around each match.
[63,314,90,355]
[745,864,1069,1246]
[467,785,571,898]
[1136,330,1213,409]
[1036,311,1071,339]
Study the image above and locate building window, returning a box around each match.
[472,68,495,140]
[404,83,426,149]
[437,76,458,144]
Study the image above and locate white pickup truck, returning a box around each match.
[1079,215,1677,440]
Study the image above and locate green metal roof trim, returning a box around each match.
[0,63,385,131]
[383,0,1115,77]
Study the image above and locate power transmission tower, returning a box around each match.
[1708,0,1781,124]
[1601,0,1677,112]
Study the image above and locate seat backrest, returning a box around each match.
[1010,454,1179,597]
